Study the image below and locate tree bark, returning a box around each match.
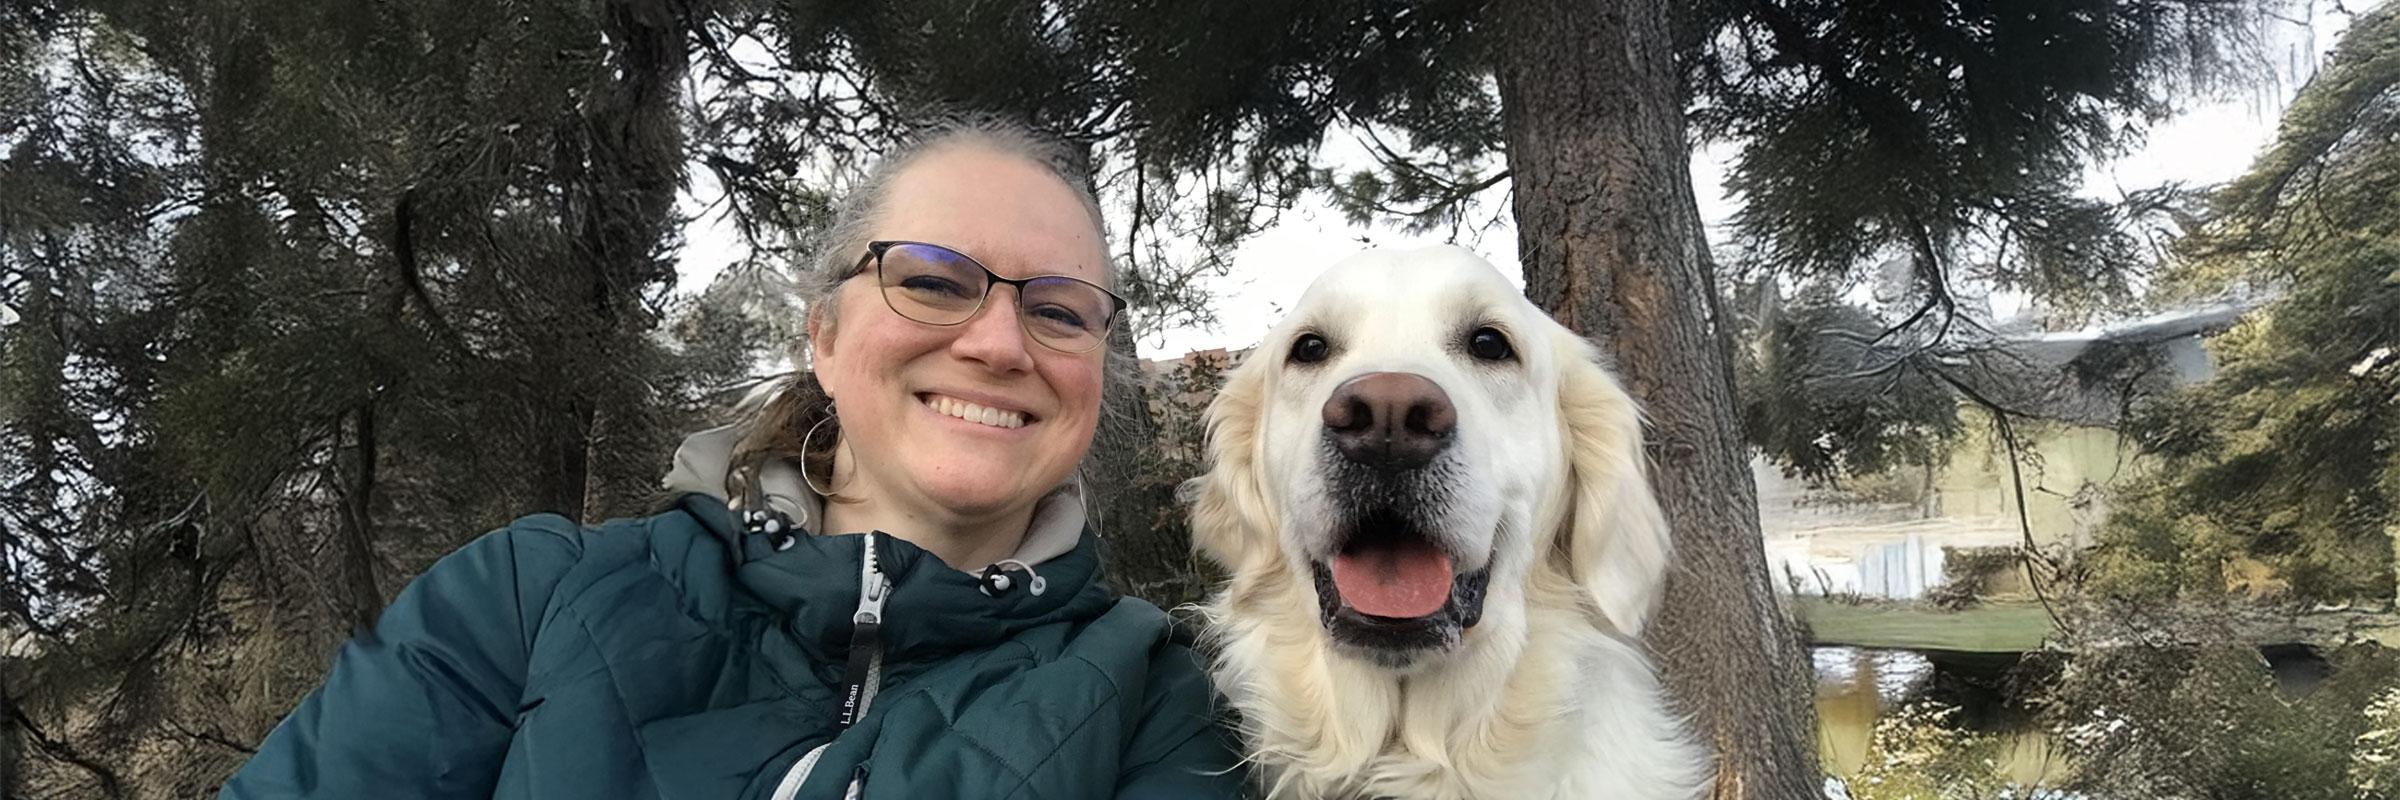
[1493,0,1823,797]
[1087,334,1187,604]
[334,401,385,630]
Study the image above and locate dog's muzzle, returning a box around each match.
[1311,373,1490,665]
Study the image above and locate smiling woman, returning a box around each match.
[757,130,1121,571]
[215,118,1243,800]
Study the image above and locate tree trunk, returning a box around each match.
[334,401,386,630]
[1493,1,1823,797]
[521,0,689,522]
[1088,338,1213,608]
[524,402,596,520]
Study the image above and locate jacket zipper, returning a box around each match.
[768,532,891,800]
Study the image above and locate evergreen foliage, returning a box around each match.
[1690,0,2258,318]
[2091,4,2400,604]
[1827,644,2400,799]
[1,1,769,793]
[1734,282,1963,485]
[2046,643,2400,798]
[1061,0,2271,489]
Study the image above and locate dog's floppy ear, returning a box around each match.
[1550,327,1674,636]
[1185,353,1279,574]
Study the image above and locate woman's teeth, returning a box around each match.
[925,395,1028,429]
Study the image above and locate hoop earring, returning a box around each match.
[798,414,853,497]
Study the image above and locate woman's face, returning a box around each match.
[810,144,1109,525]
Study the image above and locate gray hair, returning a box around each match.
[732,115,1140,497]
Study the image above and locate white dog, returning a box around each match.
[1188,246,1711,800]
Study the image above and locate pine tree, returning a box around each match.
[0,1,763,793]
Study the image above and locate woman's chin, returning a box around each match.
[915,471,1047,518]
[888,434,1081,525]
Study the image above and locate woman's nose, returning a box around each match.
[949,285,1038,372]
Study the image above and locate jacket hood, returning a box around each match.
[662,423,1087,571]
[659,425,1119,673]
[659,491,1118,674]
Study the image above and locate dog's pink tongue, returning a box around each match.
[1331,540,1454,619]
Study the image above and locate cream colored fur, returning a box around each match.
[1190,246,1711,800]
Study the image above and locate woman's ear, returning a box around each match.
[1550,326,1674,636]
[806,306,831,367]
[1188,354,1277,574]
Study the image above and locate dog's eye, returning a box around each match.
[1290,333,1331,364]
[1468,327,1514,361]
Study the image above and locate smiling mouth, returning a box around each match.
[917,393,1034,429]
[1310,508,1491,662]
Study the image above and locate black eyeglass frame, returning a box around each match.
[850,240,1129,354]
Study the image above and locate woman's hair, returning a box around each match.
[726,115,1133,502]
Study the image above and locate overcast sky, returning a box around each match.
[670,2,2367,362]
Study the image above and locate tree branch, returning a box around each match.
[1928,365,2068,630]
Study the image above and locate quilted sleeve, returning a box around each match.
[1114,638,1250,799]
[216,514,584,799]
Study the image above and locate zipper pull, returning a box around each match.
[855,532,889,625]
[842,765,870,800]
[836,532,889,729]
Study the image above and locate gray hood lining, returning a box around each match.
[662,424,1087,571]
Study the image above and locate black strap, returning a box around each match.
[835,618,879,729]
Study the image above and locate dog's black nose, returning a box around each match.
[1323,372,1456,470]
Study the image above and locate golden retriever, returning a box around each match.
[1188,246,1710,799]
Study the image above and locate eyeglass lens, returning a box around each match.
[874,243,1115,352]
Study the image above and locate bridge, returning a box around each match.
[1796,596,2400,653]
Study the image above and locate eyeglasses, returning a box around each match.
[851,241,1127,354]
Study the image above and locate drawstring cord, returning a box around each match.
[737,459,802,551]
[742,507,800,551]
[742,457,1043,600]
[746,507,1046,600]
[977,559,1047,597]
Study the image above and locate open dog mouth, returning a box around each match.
[1309,508,1491,661]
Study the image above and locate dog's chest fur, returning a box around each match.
[1206,582,1710,800]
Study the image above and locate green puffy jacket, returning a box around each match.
[216,492,1242,799]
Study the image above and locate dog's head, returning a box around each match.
[1193,245,1672,668]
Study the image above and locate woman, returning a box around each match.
[219,119,1244,799]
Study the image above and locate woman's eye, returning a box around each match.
[1030,304,1088,330]
[1290,333,1331,364]
[1467,327,1513,361]
[900,275,975,298]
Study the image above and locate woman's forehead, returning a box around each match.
[873,146,1107,283]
